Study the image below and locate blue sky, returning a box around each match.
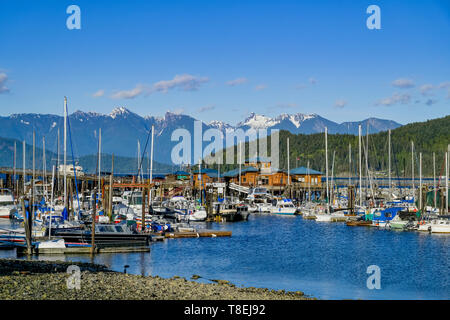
[0,0,449,125]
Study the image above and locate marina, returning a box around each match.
[0,98,448,300]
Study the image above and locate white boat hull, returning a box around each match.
[271,208,297,215]
[418,220,450,233]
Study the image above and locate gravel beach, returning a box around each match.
[0,259,313,300]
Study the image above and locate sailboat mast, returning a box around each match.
[359,125,362,208]
[287,137,290,186]
[137,140,140,183]
[388,129,391,201]
[199,157,202,203]
[49,165,55,240]
[239,142,242,189]
[32,130,35,217]
[366,125,369,198]
[348,143,351,186]
[64,97,67,210]
[98,128,102,188]
[446,151,449,215]
[23,140,26,195]
[411,141,414,199]
[331,150,335,206]
[13,141,16,194]
[57,128,60,193]
[43,137,47,200]
[150,125,154,184]
[419,152,422,211]
[307,160,311,202]
[433,152,436,209]
[325,127,329,207]
[149,125,155,205]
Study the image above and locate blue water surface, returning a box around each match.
[1,215,448,300]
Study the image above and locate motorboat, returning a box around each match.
[248,198,273,213]
[52,223,150,247]
[271,199,297,215]
[417,217,450,233]
[164,196,207,222]
[212,201,250,222]
[0,189,19,219]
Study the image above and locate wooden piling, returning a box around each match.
[348,185,355,214]
[22,198,32,255]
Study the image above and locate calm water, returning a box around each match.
[1,215,449,300]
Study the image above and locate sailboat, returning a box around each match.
[417,151,450,233]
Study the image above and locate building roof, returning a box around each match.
[290,166,322,175]
[171,170,190,176]
[192,168,221,178]
[223,166,258,178]
[152,174,166,179]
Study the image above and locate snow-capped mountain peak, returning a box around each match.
[238,113,278,129]
[110,107,131,119]
[238,112,318,129]
[208,120,233,132]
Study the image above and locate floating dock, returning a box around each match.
[16,245,150,254]
[346,220,373,227]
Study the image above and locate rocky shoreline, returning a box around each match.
[0,259,313,300]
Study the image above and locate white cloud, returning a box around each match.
[391,78,415,88]
[334,99,347,108]
[197,104,216,113]
[111,84,145,99]
[438,81,450,89]
[226,77,248,86]
[254,84,267,91]
[110,74,209,99]
[437,82,450,99]
[0,73,10,94]
[153,74,209,93]
[376,93,411,106]
[92,89,105,98]
[419,84,434,96]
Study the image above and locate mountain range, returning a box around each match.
[0,107,402,164]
